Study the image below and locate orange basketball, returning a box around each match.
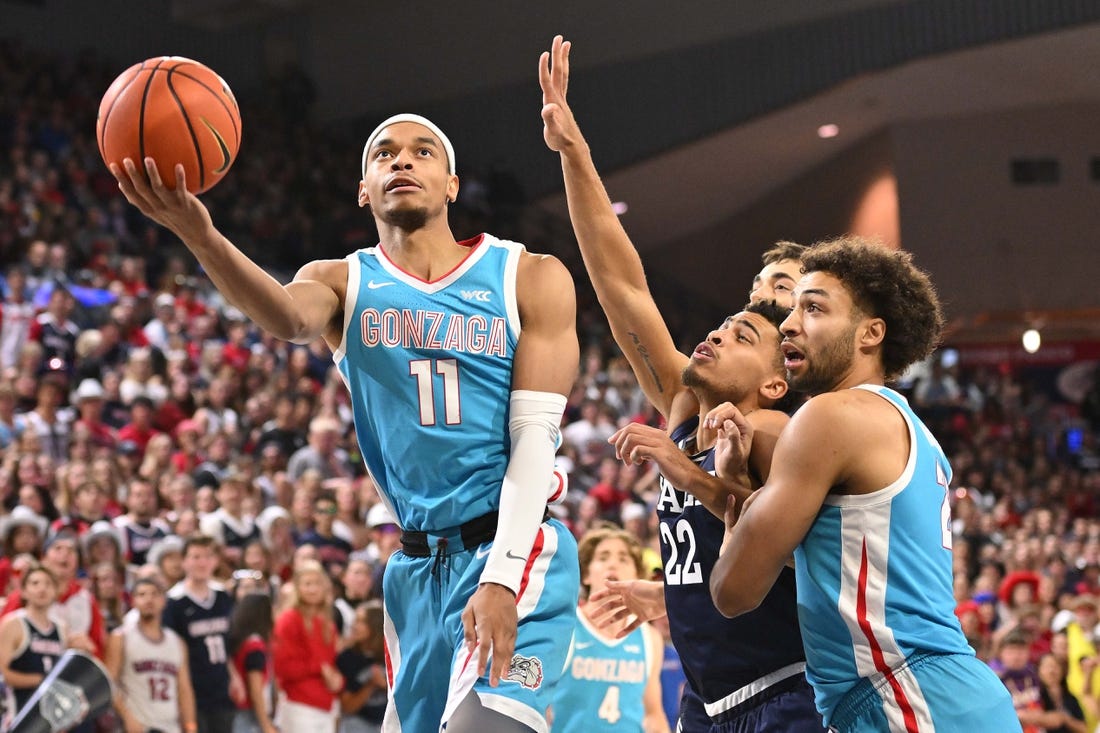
[97,56,241,195]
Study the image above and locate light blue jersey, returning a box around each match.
[795,385,1017,732]
[334,233,522,532]
[336,233,581,733]
[552,609,656,732]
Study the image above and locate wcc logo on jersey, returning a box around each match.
[504,654,543,690]
[460,289,492,302]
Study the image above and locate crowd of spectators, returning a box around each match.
[2,37,1100,732]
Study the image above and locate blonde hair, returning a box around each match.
[288,559,336,643]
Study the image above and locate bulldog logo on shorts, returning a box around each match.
[504,654,543,690]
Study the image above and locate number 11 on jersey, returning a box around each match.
[410,358,462,426]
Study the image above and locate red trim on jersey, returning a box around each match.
[383,637,394,689]
[459,646,476,676]
[548,470,566,503]
[514,528,545,606]
[376,234,485,284]
[856,539,919,733]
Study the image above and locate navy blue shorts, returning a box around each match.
[677,685,710,732]
[710,676,824,733]
[677,676,824,733]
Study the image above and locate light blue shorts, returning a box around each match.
[381,518,579,733]
[827,652,1021,733]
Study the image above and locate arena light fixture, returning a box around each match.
[1021,328,1041,354]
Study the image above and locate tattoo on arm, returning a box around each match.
[629,332,664,394]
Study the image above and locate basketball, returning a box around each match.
[97,56,241,195]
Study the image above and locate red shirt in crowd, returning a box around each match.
[233,634,271,712]
[73,417,117,450]
[116,424,162,457]
[588,481,630,515]
[272,606,338,711]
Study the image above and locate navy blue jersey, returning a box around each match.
[7,612,63,711]
[163,583,234,710]
[658,416,806,708]
[113,516,168,566]
[200,510,260,550]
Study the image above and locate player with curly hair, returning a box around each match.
[709,237,1021,732]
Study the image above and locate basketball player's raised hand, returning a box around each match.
[111,157,213,243]
[707,402,754,483]
[539,35,583,152]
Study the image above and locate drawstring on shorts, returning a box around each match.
[431,537,449,579]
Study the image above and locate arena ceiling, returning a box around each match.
[18,1,1100,345]
[535,23,1100,345]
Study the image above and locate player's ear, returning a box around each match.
[758,374,788,403]
[446,174,459,204]
[859,317,886,348]
[358,180,370,208]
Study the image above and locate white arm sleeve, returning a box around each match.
[479,389,568,595]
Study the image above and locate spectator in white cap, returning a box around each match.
[148,535,186,587]
[143,291,178,350]
[0,506,48,597]
[71,377,117,449]
[257,504,296,582]
[83,519,124,569]
[350,503,401,596]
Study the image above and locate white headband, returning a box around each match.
[361,113,456,177]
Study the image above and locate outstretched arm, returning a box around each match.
[111,158,342,344]
[540,35,690,420]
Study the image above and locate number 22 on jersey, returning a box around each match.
[661,519,702,585]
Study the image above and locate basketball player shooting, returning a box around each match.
[109,108,581,732]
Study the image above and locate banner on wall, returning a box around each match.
[952,341,1100,367]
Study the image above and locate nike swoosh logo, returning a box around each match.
[367,280,396,289]
[201,118,232,173]
[475,545,491,559]
[505,550,527,561]
[574,641,593,650]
